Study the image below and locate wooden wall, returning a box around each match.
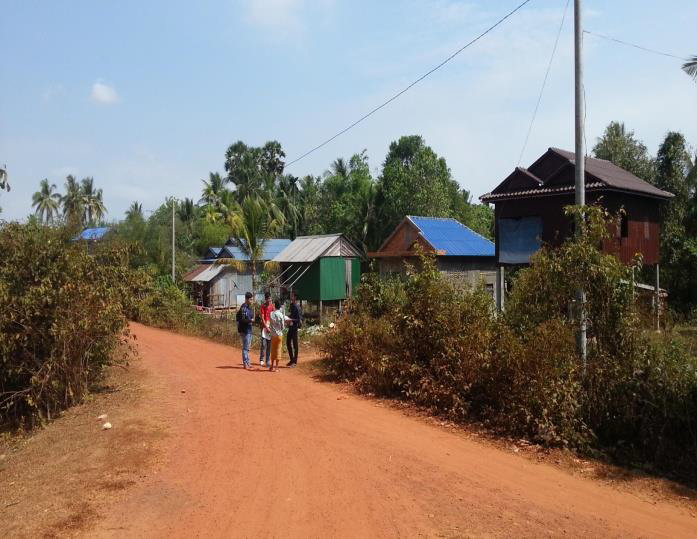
[494,191,662,265]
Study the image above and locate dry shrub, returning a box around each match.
[0,223,137,427]
[322,206,697,481]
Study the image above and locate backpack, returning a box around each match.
[236,305,244,323]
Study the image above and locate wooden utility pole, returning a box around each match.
[574,0,587,363]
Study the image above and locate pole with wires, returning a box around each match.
[574,0,587,364]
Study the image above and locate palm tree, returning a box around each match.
[32,179,61,224]
[217,195,285,293]
[81,177,107,225]
[217,189,236,220]
[125,201,143,221]
[178,197,196,223]
[62,175,84,225]
[199,172,225,206]
[277,174,301,238]
[683,56,697,82]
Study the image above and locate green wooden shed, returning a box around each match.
[271,234,363,303]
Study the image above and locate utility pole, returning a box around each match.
[172,198,176,283]
[574,0,587,363]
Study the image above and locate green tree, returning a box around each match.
[199,172,225,207]
[321,152,377,250]
[219,195,285,293]
[81,177,106,225]
[125,201,144,222]
[297,175,324,236]
[654,132,696,311]
[62,175,84,226]
[224,140,285,202]
[592,122,656,182]
[375,135,454,244]
[31,179,62,224]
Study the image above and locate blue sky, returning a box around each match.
[1,0,696,221]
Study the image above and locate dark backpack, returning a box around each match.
[236,305,244,323]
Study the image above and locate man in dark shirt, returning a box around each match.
[286,292,302,367]
[237,292,255,369]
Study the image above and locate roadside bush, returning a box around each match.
[0,223,135,427]
[322,206,697,482]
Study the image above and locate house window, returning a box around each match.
[644,218,650,240]
[621,213,629,238]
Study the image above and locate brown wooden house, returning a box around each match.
[480,147,673,267]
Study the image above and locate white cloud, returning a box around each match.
[241,0,333,35]
[90,81,120,105]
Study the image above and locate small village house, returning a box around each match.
[480,147,674,310]
[271,234,363,318]
[368,215,497,299]
[184,238,290,310]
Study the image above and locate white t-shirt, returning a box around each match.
[270,309,290,338]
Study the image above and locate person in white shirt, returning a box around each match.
[269,300,291,372]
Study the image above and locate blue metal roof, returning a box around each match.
[408,216,494,257]
[217,238,291,261]
[76,227,111,241]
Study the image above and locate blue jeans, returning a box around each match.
[259,337,271,366]
[241,332,253,367]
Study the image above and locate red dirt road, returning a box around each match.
[91,324,696,538]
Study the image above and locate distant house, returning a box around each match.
[183,238,291,310]
[368,216,497,294]
[271,234,363,311]
[480,147,673,266]
[75,227,111,241]
[74,227,112,254]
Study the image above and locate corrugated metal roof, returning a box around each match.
[217,238,291,261]
[407,216,495,257]
[272,234,363,263]
[183,264,209,281]
[76,227,110,240]
[184,264,227,283]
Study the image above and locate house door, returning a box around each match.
[345,259,353,297]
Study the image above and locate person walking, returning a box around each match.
[269,299,291,372]
[237,292,255,370]
[286,292,302,367]
[259,292,273,367]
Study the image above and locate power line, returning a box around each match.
[518,0,570,166]
[583,30,687,61]
[285,0,534,168]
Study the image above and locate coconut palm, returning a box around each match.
[178,197,196,224]
[217,195,285,293]
[199,172,225,206]
[32,179,62,224]
[683,56,697,82]
[62,175,84,225]
[125,201,143,221]
[277,174,301,238]
[81,177,107,225]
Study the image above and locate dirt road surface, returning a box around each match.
[90,324,696,538]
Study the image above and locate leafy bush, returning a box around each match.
[322,206,697,481]
[0,223,136,427]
